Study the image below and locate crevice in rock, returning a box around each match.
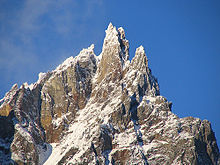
[129,93,149,164]
[91,142,100,165]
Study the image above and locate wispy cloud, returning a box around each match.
[0,0,104,96]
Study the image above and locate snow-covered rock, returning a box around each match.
[0,23,219,165]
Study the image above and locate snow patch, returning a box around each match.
[142,142,158,152]
[37,72,48,84]
[54,56,75,74]
[38,143,52,165]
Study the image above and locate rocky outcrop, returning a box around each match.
[0,83,46,164]
[96,23,129,84]
[40,45,97,142]
[0,23,219,165]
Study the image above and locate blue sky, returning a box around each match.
[0,0,219,145]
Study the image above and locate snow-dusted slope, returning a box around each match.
[0,23,219,165]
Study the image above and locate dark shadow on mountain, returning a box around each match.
[129,93,149,165]
[99,124,113,165]
[0,110,16,164]
[91,142,100,165]
[129,93,139,121]
[194,138,214,165]
[35,84,46,142]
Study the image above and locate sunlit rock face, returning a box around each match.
[40,45,97,143]
[0,23,219,165]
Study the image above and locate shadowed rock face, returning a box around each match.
[0,23,219,165]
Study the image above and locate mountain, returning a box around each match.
[0,23,219,165]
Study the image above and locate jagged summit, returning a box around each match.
[0,23,219,165]
[105,22,118,40]
[132,45,148,71]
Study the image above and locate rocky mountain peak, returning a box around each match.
[0,23,219,165]
[0,84,18,106]
[96,23,129,84]
[75,44,96,70]
[55,56,75,73]
[104,22,118,42]
[77,44,95,58]
[118,27,126,39]
[132,45,148,71]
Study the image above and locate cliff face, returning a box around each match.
[0,23,219,165]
